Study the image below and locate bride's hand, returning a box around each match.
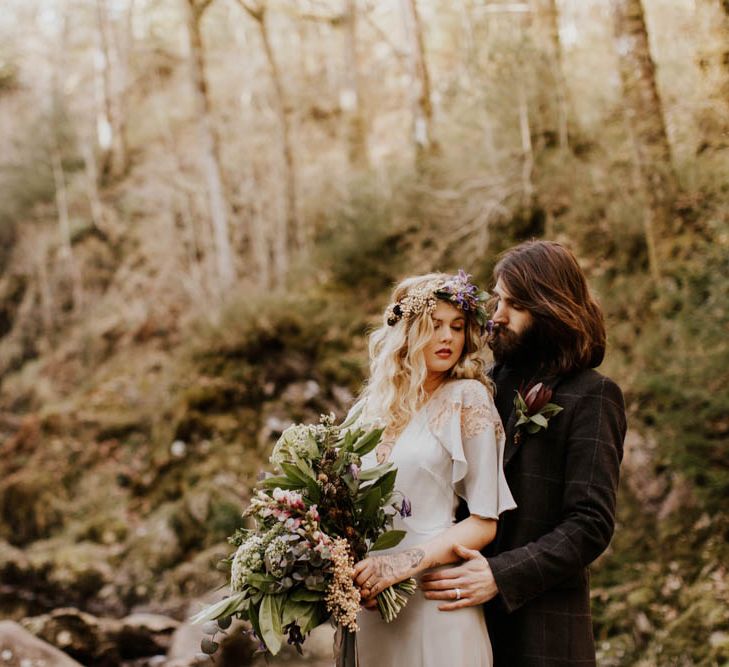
[353,548,425,600]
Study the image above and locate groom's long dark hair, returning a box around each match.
[494,240,606,376]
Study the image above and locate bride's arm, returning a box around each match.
[353,515,496,600]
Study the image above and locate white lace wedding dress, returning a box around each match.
[353,379,516,667]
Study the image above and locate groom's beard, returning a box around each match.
[488,321,545,368]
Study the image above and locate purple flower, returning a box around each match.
[349,463,360,480]
[285,622,305,651]
[486,320,495,335]
[399,497,412,517]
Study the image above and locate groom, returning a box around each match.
[421,240,627,666]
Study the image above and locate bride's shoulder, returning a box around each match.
[432,380,501,440]
[441,379,495,406]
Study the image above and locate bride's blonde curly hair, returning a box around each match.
[359,273,492,438]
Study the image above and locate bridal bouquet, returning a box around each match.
[191,411,415,656]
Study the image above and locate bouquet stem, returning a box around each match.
[376,578,417,623]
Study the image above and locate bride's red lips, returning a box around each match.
[435,348,452,355]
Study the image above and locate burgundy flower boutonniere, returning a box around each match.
[513,382,563,445]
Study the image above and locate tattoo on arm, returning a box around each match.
[373,548,425,580]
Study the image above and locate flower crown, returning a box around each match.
[385,270,490,330]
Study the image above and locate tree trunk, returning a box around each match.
[51,147,84,312]
[533,0,573,150]
[237,0,300,279]
[517,81,535,205]
[184,0,236,291]
[79,136,106,232]
[36,249,54,335]
[341,0,369,169]
[95,0,128,179]
[611,0,679,278]
[695,0,729,151]
[400,0,439,163]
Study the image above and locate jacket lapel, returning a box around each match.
[503,407,520,466]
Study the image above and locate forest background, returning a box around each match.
[0,0,727,665]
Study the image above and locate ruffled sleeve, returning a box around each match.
[428,380,516,519]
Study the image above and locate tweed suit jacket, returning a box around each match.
[484,364,627,667]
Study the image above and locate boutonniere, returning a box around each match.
[513,382,563,445]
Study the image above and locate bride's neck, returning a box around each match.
[423,372,447,396]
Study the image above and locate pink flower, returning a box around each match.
[522,382,553,415]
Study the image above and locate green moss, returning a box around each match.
[0,470,65,546]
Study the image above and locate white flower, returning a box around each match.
[270,424,321,464]
[231,535,264,591]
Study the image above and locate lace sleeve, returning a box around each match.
[427,380,516,518]
[458,380,504,440]
[429,381,503,440]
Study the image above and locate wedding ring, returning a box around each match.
[455,588,461,600]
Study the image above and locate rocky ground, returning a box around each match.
[0,611,336,667]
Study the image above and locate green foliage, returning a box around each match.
[313,175,411,294]
[627,238,729,508]
[192,288,368,392]
[593,496,729,666]
[0,102,79,270]
[0,470,65,546]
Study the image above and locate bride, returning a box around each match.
[349,271,516,666]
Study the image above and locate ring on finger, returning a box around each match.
[455,587,461,600]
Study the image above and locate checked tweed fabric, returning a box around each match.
[484,366,627,667]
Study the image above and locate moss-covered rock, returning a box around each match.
[0,469,65,545]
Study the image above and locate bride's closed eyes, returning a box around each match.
[432,317,465,332]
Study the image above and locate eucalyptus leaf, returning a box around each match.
[297,603,325,635]
[280,463,311,486]
[290,588,324,602]
[341,429,355,451]
[353,428,384,456]
[357,461,394,481]
[340,405,364,430]
[304,433,321,458]
[371,469,397,499]
[259,594,284,655]
[303,475,321,503]
[248,601,262,644]
[343,473,359,494]
[200,638,219,655]
[247,573,277,586]
[201,621,219,635]
[360,486,382,521]
[291,451,317,480]
[281,599,315,627]
[370,529,407,551]
[189,592,247,624]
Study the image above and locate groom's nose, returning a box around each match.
[493,301,508,324]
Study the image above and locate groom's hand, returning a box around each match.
[421,544,499,610]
